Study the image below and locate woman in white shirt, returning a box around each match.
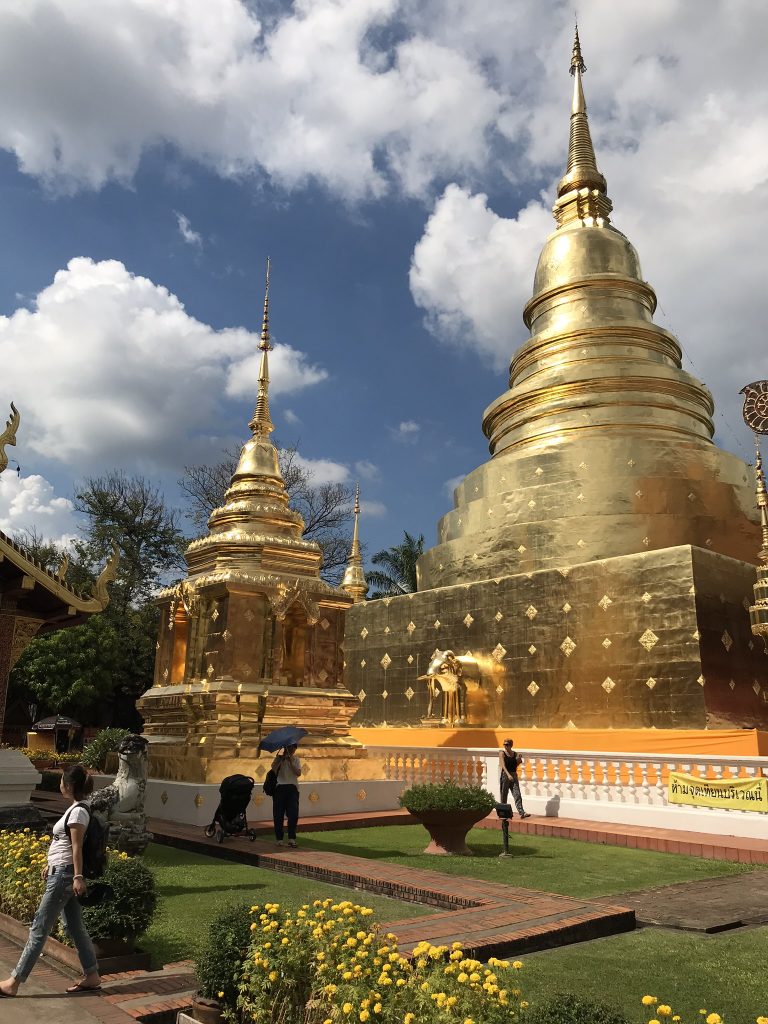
[0,764,101,998]
[271,744,302,847]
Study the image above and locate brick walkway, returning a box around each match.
[478,815,768,864]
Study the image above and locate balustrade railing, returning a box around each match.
[367,745,768,815]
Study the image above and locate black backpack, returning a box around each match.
[64,802,108,879]
[263,769,278,797]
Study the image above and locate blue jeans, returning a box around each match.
[12,864,98,982]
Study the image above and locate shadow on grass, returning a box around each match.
[298,839,547,862]
[158,881,267,897]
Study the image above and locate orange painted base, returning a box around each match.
[350,727,768,757]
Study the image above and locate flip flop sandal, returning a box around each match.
[66,982,102,994]
[0,990,16,998]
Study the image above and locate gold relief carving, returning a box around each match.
[463,613,474,627]
[598,595,613,611]
[635,490,643,498]
[528,644,537,655]
[602,677,616,694]
[641,592,652,604]
[433,619,441,628]
[357,690,366,702]
[705,538,713,547]
[383,598,392,606]
[495,684,504,694]
[527,681,539,696]
[357,789,367,801]
[576,492,585,502]
[471,552,479,561]
[211,607,219,622]
[639,629,659,651]
[162,667,169,681]
[206,664,215,677]
[320,618,330,630]
[566,720,577,728]
[643,537,650,547]
[193,793,204,808]
[721,630,733,652]
[577,539,586,549]
[360,627,368,639]
[309,791,320,803]
[627,459,635,467]
[380,653,391,669]
[381,690,389,699]
[384,626,391,634]
[602,637,612,649]
[155,641,160,650]
[753,682,761,695]
[688,492,696,502]
[495,611,503,622]
[578,461,587,470]
[407,655,414,664]
[492,643,507,662]
[646,677,657,690]
[697,675,706,686]
[729,680,736,690]
[487,508,494,517]
[562,602,572,613]
[405,687,415,701]
[691,630,701,640]
[525,605,538,620]
[528,499,536,510]
[244,608,255,623]
[517,545,526,554]
[317,669,328,682]
[557,567,571,578]
[406,621,416,634]
[160,791,169,804]
[535,467,544,476]
[564,680,574,692]
[560,636,576,657]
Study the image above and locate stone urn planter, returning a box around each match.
[399,780,496,856]
[189,995,225,1024]
[411,807,490,855]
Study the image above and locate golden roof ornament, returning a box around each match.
[341,483,368,603]
[0,402,20,474]
[740,380,768,435]
[249,256,275,438]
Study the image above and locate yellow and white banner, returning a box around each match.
[668,772,768,813]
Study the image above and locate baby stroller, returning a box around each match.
[204,774,258,844]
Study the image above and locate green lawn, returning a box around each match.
[141,844,431,965]
[297,825,758,899]
[519,926,768,1022]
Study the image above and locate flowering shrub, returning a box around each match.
[638,996,758,1024]
[0,827,155,943]
[0,827,50,922]
[235,899,526,1024]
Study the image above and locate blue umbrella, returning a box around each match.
[258,726,308,754]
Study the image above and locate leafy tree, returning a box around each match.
[9,472,182,728]
[180,444,354,584]
[367,531,424,597]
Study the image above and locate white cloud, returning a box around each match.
[390,420,421,443]
[175,211,202,247]
[293,454,350,486]
[443,474,464,499]
[0,473,80,547]
[360,499,386,518]
[283,409,301,426]
[0,0,501,199]
[354,460,380,481]
[0,257,328,471]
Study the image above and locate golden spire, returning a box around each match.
[249,257,274,438]
[554,26,610,226]
[341,483,368,603]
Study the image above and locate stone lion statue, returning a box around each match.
[89,734,152,855]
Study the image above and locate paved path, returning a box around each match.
[597,869,768,933]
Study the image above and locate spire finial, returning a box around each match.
[755,437,768,562]
[249,258,275,437]
[554,25,610,226]
[341,482,368,603]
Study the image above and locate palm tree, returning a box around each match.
[367,531,425,597]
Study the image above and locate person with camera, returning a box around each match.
[498,738,531,819]
[271,743,302,847]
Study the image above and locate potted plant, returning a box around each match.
[192,901,253,1024]
[77,856,157,958]
[399,780,495,855]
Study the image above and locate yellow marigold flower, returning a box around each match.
[649,1019,661,1024]
[463,1019,475,1024]
[706,1015,722,1024]
[756,1018,768,1024]
[373,1003,382,1013]
[360,1012,370,1022]
[673,1017,681,1022]
[658,1007,672,1017]
[420,982,430,992]
[342,1003,353,1015]
[457,973,468,983]
[643,997,659,1006]
[469,972,481,983]
[404,1015,415,1024]
[217,991,224,998]
[512,961,523,969]
[268,971,278,982]
[520,1002,529,1010]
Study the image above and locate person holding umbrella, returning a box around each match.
[260,727,307,848]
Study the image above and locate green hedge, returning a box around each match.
[399,780,495,815]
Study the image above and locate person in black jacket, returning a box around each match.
[498,738,531,818]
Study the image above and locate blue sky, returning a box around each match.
[1,0,767,563]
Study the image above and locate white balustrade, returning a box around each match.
[365,744,768,838]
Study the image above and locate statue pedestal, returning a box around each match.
[0,748,45,829]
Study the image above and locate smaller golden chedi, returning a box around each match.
[139,262,373,783]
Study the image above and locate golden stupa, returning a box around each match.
[139,263,375,783]
[345,31,768,743]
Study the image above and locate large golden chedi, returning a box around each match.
[139,267,373,783]
[346,32,768,733]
